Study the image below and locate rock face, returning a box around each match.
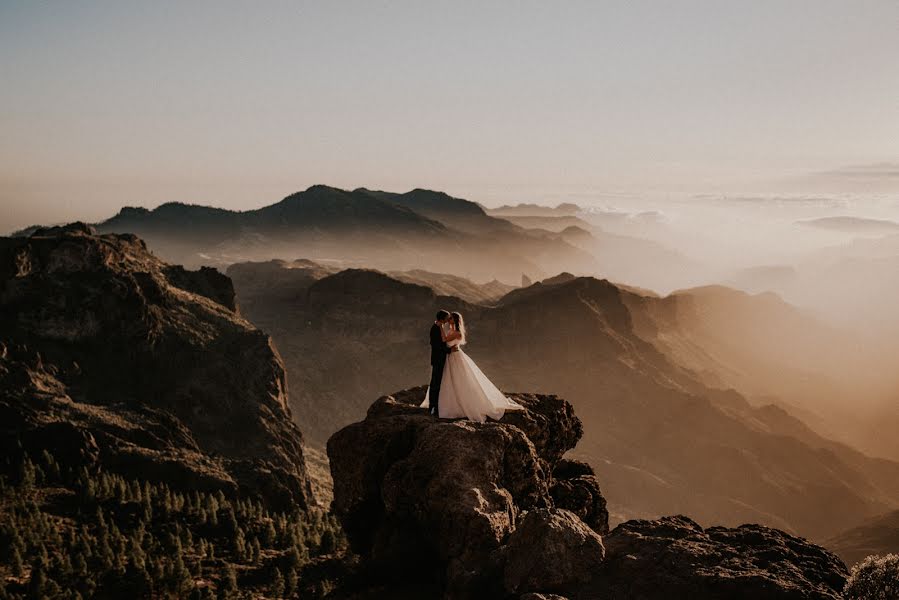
[327,386,607,598]
[327,387,848,599]
[0,224,312,510]
[597,515,849,600]
[503,508,605,595]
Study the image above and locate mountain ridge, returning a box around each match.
[226,259,899,540]
[0,223,314,510]
[78,184,597,283]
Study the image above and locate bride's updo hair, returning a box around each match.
[451,312,466,344]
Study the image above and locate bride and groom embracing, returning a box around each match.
[422,310,523,421]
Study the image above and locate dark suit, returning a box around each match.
[429,323,449,415]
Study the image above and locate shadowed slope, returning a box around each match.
[0,224,313,509]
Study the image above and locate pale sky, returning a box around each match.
[1,1,898,232]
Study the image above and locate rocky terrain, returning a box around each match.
[0,224,364,598]
[0,224,875,598]
[325,387,848,599]
[227,259,899,542]
[0,223,312,510]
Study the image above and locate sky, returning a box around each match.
[1,0,898,232]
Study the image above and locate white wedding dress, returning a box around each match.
[421,338,524,422]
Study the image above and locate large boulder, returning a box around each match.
[596,515,848,599]
[550,459,609,535]
[0,225,313,510]
[503,508,605,596]
[327,386,603,598]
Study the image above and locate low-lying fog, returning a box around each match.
[567,191,899,325]
[501,190,899,460]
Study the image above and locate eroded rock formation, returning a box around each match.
[0,224,313,509]
[328,387,606,598]
[327,386,848,599]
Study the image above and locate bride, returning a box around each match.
[422,312,524,422]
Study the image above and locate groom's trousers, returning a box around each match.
[429,359,445,414]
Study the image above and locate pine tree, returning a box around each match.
[161,488,173,518]
[10,547,24,577]
[73,551,88,577]
[218,564,238,600]
[319,529,337,554]
[145,502,156,526]
[38,542,50,566]
[129,532,146,570]
[285,545,306,572]
[115,478,128,503]
[98,534,114,570]
[130,480,143,503]
[270,567,285,598]
[152,557,166,585]
[123,555,153,598]
[285,566,298,597]
[232,528,246,561]
[223,508,239,537]
[263,520,277,546]
[170,553,194,596]
[208,503,219,527]
[250,537,261,564]
[29,557,47,598]
[20,457,36,488]
[43,576,63,598]
[56,551,73,578]
[41,450,60,481]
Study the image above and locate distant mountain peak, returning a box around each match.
[31,221,97,237]
[541,272,578,286]
[407,187,453,198]
[302,183,347,194]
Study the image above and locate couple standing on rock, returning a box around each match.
[421,309,524,422]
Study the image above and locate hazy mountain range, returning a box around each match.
[11,186,899,567]
[0,223,888,600]
[227,258,899,542]
[15,184,710,294]
[59,185,604,284]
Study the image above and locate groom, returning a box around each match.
[428,310,452,416]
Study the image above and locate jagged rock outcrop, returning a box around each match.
[549,459,609,534]
[596,515,848,599]
[503,508,605,595]
[327,386,606,598]
[0,224,313,509]
[327,387,848,599]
